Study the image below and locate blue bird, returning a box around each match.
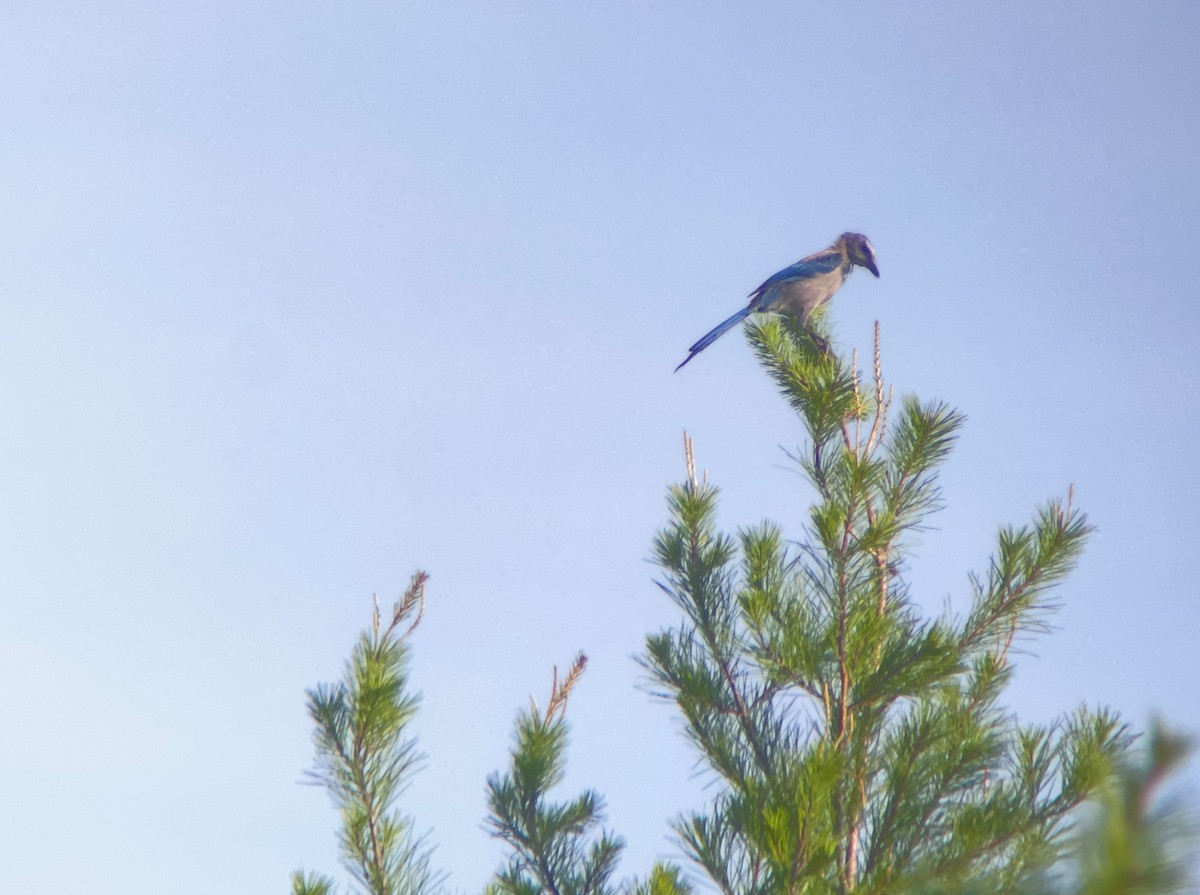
[675,232,879,371]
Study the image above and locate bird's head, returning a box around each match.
[840,232,879,278]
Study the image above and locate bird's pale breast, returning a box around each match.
[769,266,849,322]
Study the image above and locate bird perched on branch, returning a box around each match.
[674,232,879,371]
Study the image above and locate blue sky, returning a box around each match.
[2,2,1197,892]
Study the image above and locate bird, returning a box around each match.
[674,232,879,371]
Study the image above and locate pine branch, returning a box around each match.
[297,572,441,895]
[1059,719,1196,895]
[960,490,1094,657]
[486,655,625,895]
[646,319,1142,895]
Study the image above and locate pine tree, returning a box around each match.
[484,653,691,895]
[293,573,441,895]
[294,316,1195,895]
[642,316,1133,895]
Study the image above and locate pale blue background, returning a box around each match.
[2,2,1197,892]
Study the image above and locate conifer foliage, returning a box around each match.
[642,317,1133,894]
[293,573,439,895]
[483,654,693,895]
[484,654,623,895]
[294,318,1195,895]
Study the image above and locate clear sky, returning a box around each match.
[2,2,1198,892]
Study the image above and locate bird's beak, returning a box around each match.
[865,259,880,278]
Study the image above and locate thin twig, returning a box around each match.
[865,322,889,457]
[545,653,588,722]
[397,570,428,640]
[842,347,860,455]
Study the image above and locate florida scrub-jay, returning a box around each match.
[675,232,879,371]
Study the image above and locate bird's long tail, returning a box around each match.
[674,307,752,372]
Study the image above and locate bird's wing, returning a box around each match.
[748,251,843,298]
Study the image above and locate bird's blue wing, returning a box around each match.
[749,251,843,298]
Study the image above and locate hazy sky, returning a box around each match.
[3,2,1198,892]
